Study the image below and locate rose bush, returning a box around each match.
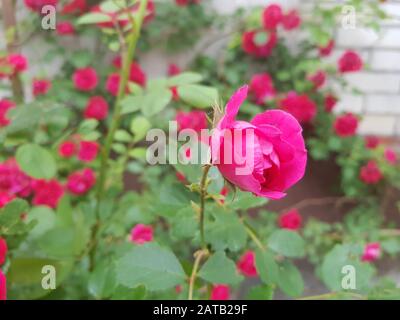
[0,0,399,301]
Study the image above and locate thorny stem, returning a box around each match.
[89,0,149,272]
[199,164,211,248]
[188,249,208,300]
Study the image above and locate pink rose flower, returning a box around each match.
[33,78,51,96]
[237,251,258,277]
[242,30,277,58]
[129,62,146,87]
[130,224,153,244]
[280,92,317,124]
[307,70,326,89]
[0,99,16,127]
[61,0,87,15]
[32,179,64,208]
[0,158,32,197]
[56,21,75,35]
[84,96,109,120]
[282,9,301,30]
[67,168,96,195]
[58,141,76,158]
[384,148,397,165]
[168,64,181,76]
[365,136,380,150]
[360,161,383,185]
[24,0,57,12]
[0,270,6,300]
[262,4,283,30]
[318,39,334,57]
[278,209,302,230]
[324,94,337,112]
[0,192,16,209]
[338,50,363,73]
[210,284,230,300]
[333,113,358,137]
[78,141,99,162]
[361,242,381,262]
[249,73,276,105]
[106,73,122,96]
[176,110,207,133]
[0,237,7,266]
[211,86,307,200]
[72,67,98,91]
[7,54,28,75]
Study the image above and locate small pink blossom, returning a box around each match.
[67,168,96,195]
[0,237,7,266]
[360,161,383,185]
[384,148,397,165]
[32,179,64,209]
[0,270,6,300]
[249,73,276,105]
[130,224,154,244]
[361,242,381,262]
[210,284,230,300]
[33,78,51,96]
[78,141,99,162]
[237,251,258,277]
[278,209,302,230]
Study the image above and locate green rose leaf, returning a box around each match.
[255,249,279,285]
[115,243,186,291]
[167,72,203,87]
[177,84,218,108]
[199,251,243,285]
[321,244,374,292]
[268,229,305,258]
[16,143,57,179]
[140,89,173,117]
[130,116,151,143]
[277,260,304,298]
[77,12,113,25]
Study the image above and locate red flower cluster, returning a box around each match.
[338,50,363,73]
[84,96,109,120]
[210,284,230,300]
[249,73,276,105]
[0,158,32,206]
[307,70,326,89]
[73,67,98,91]
[130,224,154,244]
[0,99,16,127]
[361,242,381,262]
[318,39,335,57]
[175,110,207,133]
[33,78,52,96]
[324,94,337,112]
[0,54,28,78]
[24,0,58,12]
[58,139,99,163]
[61,0,87,15]
[242,30,277,58]
[56,21,75,35]
[262,4,301,31]
[280,92,317,124]
[333,113,358,137]
[106,60,146,96]
[66,168,96,195]
[278,209,302,230]
[236,251,257,277]
[32,179,64,208]
[360,161,383,185]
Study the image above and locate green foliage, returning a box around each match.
[115,243,186,291]
[16,144,57,179]
[268,230,306,258]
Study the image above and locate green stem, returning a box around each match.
[188,249,208,300]
[242,219,266,251]
[199,164,211,248]
[89,0,149,271]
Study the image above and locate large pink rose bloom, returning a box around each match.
[211,86,307,199]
